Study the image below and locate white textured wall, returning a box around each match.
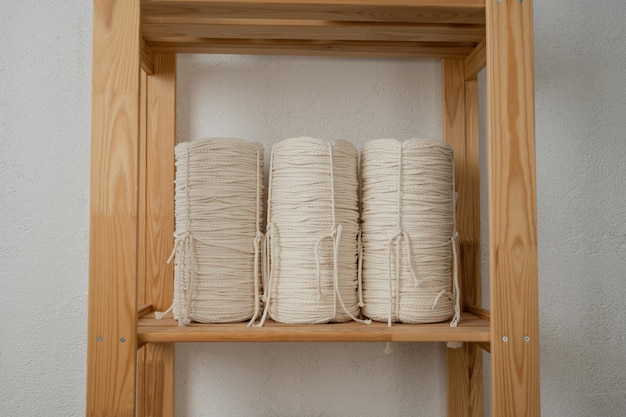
[1,1,625,416]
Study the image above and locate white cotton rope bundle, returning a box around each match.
[160,138,265,326]
[360,139,460,332]
[254,137,370,326]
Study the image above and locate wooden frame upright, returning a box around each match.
[88,1,539,416]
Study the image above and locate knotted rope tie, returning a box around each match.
[387,228,422,327]
[253,223,275,327]
[156,229,194,326]
[247,231,265,327]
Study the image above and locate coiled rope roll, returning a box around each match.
[360,139,460,327]
[255,137,369,325]
[166,138,265,325]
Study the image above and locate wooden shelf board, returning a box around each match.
[138,312,489,343]
[141,0,485,58]
[142,1,486,25]
[147,39,476,58]
[142,21,485,44]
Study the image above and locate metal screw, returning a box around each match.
[97,336,103,343]
[497,0,503,3]
[524,336,530,342]
[502,336,509,342]
[120,337,126,343]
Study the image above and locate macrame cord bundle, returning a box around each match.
[253,137,370,326]
[157,138,265,326]
[360,139,460,344]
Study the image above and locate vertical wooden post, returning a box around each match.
[486,0,540,416]
[443,59,484,417]
[87,0,141,416]
[137,53,177,417]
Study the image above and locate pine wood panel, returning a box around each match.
[142,21,485,43]
[447,344,484,417]
[464,39,485,80]
[148,38,475,58]
[462,78,482,306]
[142,0,486,24]
[145,53,176,309]
[142,39,155,75]
[443,59,484,417]
[138,313,490,343]
[486,0,540,416]
[137,70,149,417]
[87,0,141,416]
[138,54,177,417]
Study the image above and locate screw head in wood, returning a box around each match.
[524,336,530,342]
[502,336,508,342]
[120,337,126,343]
[97,336,103,343]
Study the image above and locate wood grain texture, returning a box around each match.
[447,344,484,417]
[142,0,485,24]
[138,53,177,417]
[145,53,176,310]
[463,78,482,307]
[142,21,485,43]
[137,54,176,417]
[137,69,148,417]
[142,39,155,75]
[443,59,484,417]
[464,39,486,80]
[148,38,475,58]
[87,0,141,416]
[486,0,540,416]
[444,61,482,310]
[138,313,490,343]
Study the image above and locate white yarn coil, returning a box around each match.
[360,139,460,330]
[162,138,264,326]
[255,137,369,325]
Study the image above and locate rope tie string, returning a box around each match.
[166,138,265,325]
[362,139,458,326]
[248,148,265,327]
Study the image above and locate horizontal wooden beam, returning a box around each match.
[138,312,489,343]
[148,38,475,58]
[464,38,485,80]
[142,0,485,24]
[143,20,485,43]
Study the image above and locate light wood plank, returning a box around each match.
[138,313,490,343]
[149,38,475,58]
[142,39,155,75]
[447,344,484,417]
[486,0,540,416]
[464,39,486,80]
[463,78,482,307]
[139,53,177,417]
[137,69,149,417]
[142,0,486,24]
[444,58,484,417]
[145,53,176,310]
[87,0,141,416]
[142,21,485,43]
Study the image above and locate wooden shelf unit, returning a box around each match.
[88,1,539,417]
